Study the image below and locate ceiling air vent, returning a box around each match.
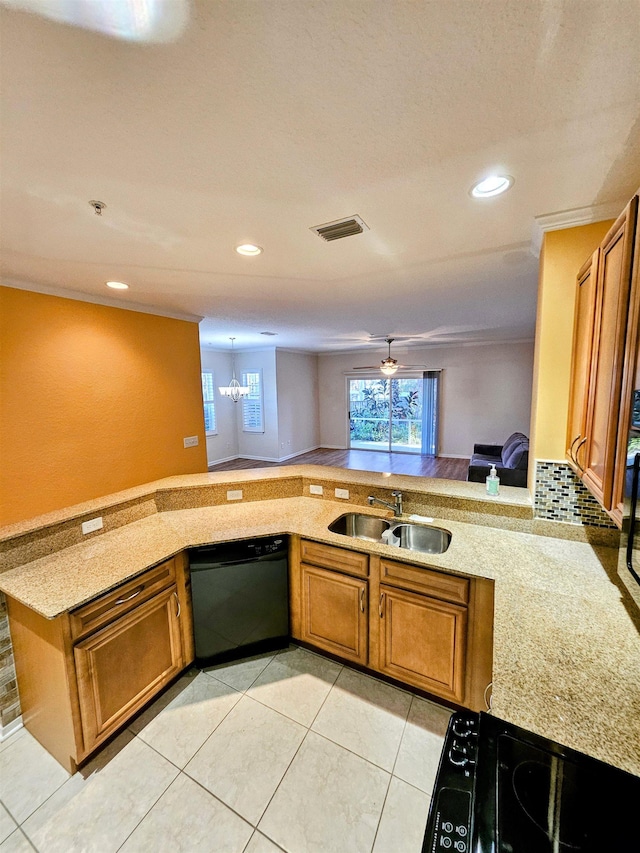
[311,215,369,242]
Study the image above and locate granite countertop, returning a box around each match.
[1,491,638,777]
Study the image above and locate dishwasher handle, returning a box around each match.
[190,549,287,571]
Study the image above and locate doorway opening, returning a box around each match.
[348,373,439,455]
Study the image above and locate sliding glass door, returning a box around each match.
[349,374,439,455]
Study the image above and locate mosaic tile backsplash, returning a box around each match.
[534,461,617,528]
[0,592,20,730]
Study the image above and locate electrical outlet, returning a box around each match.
[335,488,350,499]
[309,484,323,495]
[227,489,243,501]
[183,435,199,448]
[82,517,103,535]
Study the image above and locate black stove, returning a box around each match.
[422,711,640,853]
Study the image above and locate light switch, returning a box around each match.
[183,435,199,448]
[335,488,349,499]
[227,489,243,501]
[309,485,323,495]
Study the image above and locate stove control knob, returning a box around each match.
[451,718,473,737]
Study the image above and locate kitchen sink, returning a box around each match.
[328,513,391,541]
[328,513,451,554]
[388,523,451,554]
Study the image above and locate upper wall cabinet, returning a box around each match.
[566,194,639,518]
[566,248,599,474]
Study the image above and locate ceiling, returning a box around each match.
[1,1,640,354]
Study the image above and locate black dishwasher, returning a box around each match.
[188,535,289,668]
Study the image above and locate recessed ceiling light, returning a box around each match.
[470,175,514,198]
[236,243,263,256]
[106,281,129,290]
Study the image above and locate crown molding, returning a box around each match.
[531,200,624,257]
[0,278,203,323]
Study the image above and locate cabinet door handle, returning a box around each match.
[115,585,144,605]
[484,681,493,710]
[360,587,365,613]
[569,434,581,464]
[173,591,181,619]
[575,437,587,473]
[379,593,384,618]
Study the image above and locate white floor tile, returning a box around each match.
[0,730,69,823]
[246,647,341,726]
[21,737,178,853]
[135,671,242,767]
[259,731,390,853]
[119,773,253,852]
[373,777,430,853]
[0,830,35,853]
[185,695,306,825]
[204,652,274,692]
[0,805,17,845]
[128,669,201,734]
[0,727,26,755]
[393,696,451,794]
[312,668,412,770]
[244,831,286,853]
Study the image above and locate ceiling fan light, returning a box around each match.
[380,359,399,376]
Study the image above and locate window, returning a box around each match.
[241,369,264,432]
[201,370,217,434]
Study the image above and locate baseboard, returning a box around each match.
[438,453,471,459]
[233,446,323,464]
[207,453,240,467]
[277,445,321,462]
[0,715,23,741]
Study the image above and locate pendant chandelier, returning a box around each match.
[218,337,250,402]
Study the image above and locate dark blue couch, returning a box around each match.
[467,432,529,488]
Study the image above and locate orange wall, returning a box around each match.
[0,287,208,525]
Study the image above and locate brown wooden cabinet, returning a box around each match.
[300,564,368,665]
[74,585,184,751]
[292,538,494,711]
[378,584,467,703]
[7,554,193,772]
[566,250,599,474]
[567,195,639,516]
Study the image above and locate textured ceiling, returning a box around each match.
[1,0,639,352]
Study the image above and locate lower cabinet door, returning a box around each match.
[301,563,368,665]
[74,586,184,754]
[378,585,467,703]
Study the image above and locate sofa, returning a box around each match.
[467,432,529,488]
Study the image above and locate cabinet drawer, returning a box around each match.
[300,539,369,578]
[70,558,177,641]
[380,558,469,604]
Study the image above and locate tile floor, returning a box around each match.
[0,646,452,853]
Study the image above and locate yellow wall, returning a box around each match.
[530,221,613,467]
[0,287,208,525]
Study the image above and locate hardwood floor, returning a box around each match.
[208,448,470,480]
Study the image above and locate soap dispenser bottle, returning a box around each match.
[486,464,500,496]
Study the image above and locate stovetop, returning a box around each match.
[423,712,640,853]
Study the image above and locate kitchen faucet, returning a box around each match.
[368,491,403,517]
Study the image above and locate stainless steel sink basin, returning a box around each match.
[328,513,451,554]
[388,524,451,554]
[328,513,391,541]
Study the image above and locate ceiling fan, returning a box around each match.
[352,337,427,375]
